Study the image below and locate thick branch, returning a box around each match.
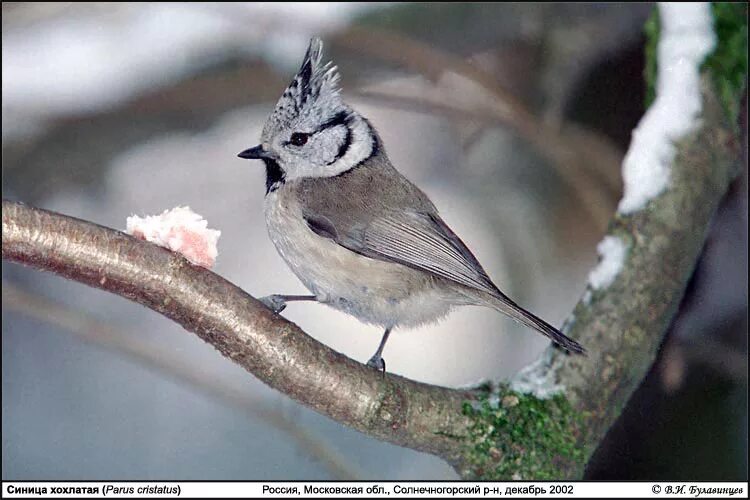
[479,78,740,479]
[1,200,474,464]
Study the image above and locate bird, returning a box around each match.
[238,37,585,372]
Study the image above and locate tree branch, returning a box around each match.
[3,282,362,480]
[571,84,737,474]
[456,77,739,479]
[1,200,476,466]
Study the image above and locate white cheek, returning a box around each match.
[311,127,347,165]
[279,117,374,181]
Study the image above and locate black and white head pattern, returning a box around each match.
[260,37,379,185]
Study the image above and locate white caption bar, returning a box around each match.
[2,482,747,498]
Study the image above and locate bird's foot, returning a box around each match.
[259,294,287,314]
[366,355,386,374]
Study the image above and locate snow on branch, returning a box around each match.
[618,2,716,214]
[587,236,628,291]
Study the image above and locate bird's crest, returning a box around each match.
[262,37,343,139]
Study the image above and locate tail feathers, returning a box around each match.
[487,294,586,355]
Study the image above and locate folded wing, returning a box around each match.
[304,207,586,355]
[304,208,500,297]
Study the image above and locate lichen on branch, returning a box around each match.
[460,383,586,480]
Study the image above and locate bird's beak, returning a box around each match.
[237,145,270,160]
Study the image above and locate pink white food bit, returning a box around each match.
[126,206,221,268]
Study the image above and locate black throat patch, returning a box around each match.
[263,158,286,194]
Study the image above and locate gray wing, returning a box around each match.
[303,202,587,355]
[303,208,501,297]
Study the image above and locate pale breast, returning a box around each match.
[263,185,457,328]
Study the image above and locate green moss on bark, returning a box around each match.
[703,2,748,125]
[644,7,660,108]
[461,385,586,480]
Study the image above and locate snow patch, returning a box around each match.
[126,206,220,268]
[617,2,716,214]
[509,350,564,399]
[456,378,493,390]
[588,236,627,290]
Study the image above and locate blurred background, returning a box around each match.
[2,2,746,480]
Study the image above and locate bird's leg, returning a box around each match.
[366,327,392,373]
[259,294,317,314]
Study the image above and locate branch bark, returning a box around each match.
[497,78,741,479]
[1,200,475,466]
[1,73,740,482]
[3,282,362,480]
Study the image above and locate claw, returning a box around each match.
[259,294,287,314]
[366,355,386,375]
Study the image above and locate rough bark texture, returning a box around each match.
[460,79,741,479]
[516,81,739,477]
[557,79,739,475]
[1,79,740,478]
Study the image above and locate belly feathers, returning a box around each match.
[263,190,454,328]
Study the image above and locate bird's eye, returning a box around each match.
[290,132,310,146]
